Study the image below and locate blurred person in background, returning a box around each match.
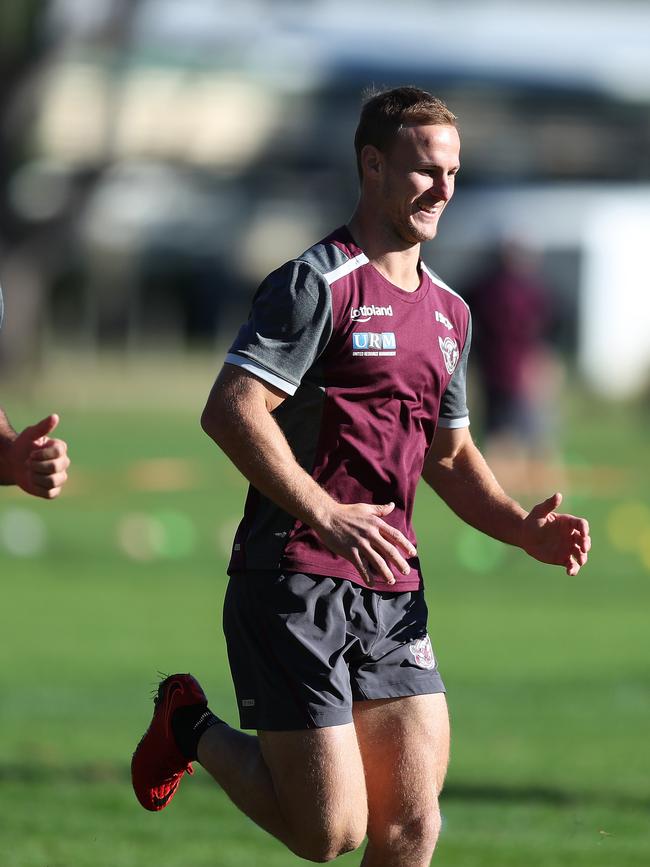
[0,287,70,498]
[132,87,590,866]
[466,240,563,493]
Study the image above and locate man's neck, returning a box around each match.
[347,212,421,293]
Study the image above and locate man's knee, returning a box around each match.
[399,810,441,852]
[415,807,442,851]
[369,807,441,860]
[290,819,366,862]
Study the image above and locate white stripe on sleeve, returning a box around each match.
[437,415,470,429]
[224,354,298,396]
[323,253,369,286]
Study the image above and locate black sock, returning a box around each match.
[172,704,224,761]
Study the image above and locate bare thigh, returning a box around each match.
[258,723,368,857]
[353,694,450,846]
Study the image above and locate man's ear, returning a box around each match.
[360,144,383,181]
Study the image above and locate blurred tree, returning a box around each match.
[0,0,45,243]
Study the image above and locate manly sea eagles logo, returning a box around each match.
[409,635,436,670]
[438,335,459,375]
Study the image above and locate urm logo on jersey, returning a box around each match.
[352,332,397,357]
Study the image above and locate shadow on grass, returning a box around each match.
[2,761,648,811]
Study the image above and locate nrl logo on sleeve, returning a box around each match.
[438,336,459,374]
[409,635,436,670]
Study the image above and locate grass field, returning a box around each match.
[1,357,649,866]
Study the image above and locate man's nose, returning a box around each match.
[433,176,452,201]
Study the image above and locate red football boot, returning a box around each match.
[131,673,208,811]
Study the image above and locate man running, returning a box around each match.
[132,87,590,865]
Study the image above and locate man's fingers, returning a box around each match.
[31,483,64,500]
[364,549,396,585]
[23,414,60,444]
[372,501,396,518]
[373,536,411,576]
[566,550,587,576]
[571,526,591,552]
[354,549,395,586]
[30,440,68,462]
[31,470,68,491]
[566,537,590,574]
[327,503,415,585]
[566,559,580,576]
[575,520,591,541]
[359,564,371,586]
[568,524,591,553]
[29,454,70,475]
[354,553,377,586]
[377,522,417,558]
[571,545,588,566]
[23,473,66,499]
[531,491,562,521]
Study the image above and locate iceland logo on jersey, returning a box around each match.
[438,335,459,374]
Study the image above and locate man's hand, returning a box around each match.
[520,492,590,576]
[203,367,418,587]
[7,414,70,499]
[316,501,417,586]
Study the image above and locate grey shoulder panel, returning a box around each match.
[296,240,351,277]
[228,258,334,390]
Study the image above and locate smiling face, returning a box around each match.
[371,123,461,246]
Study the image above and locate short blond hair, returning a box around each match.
[354,86,457,180]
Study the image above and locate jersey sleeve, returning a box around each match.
[438,314,471,429]
[225,259,333,396]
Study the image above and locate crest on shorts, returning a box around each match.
[409,635,436,670]
[438,336,459,375]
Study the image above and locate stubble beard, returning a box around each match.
[395,212,438,246]
[381,182,439,247]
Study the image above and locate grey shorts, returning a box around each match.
[223,571,445,731]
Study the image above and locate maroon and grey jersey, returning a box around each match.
[225,226,471,591]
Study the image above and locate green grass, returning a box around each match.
[1,376,649,866]
[3,779,647,867]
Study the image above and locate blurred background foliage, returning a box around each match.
[1,0,650,398]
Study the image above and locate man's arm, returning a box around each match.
[201,365,416,586]
[0,409,70,498]
[422,426,590,575]
[0,406,23,485]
